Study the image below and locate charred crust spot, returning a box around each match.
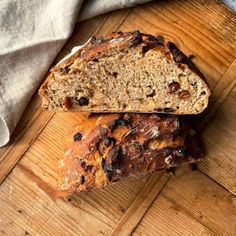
[169,82,180,93]
[141,33,164,45]
[164,108,176,113]
[178,90,190,99]
[78,97,89,106]
[155,35,165,44]
[178,147,188,157]
[102,159,106,169]
[124,143,143,158]
[130,30,142,47]
[107,145,121,163]
[167,42,208,84]
[116,118,130,126]
[142,45,152,54]
[102,159,113,181]
[100,127,107,136]
[123,127,138,139]
[73,132,82,141]
[105,170,113,181]
[108,120,117,130]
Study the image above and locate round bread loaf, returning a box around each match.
[58,113,203,196]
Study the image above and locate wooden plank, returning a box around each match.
[0,99,54,184]
[133,168,236,236]
[199,81,236,195]
[110,172,171,236]
[0,163,149,235]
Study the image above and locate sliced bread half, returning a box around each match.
[39,31,210,114]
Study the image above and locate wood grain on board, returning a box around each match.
[133,168,236,236]
[0,0,236,235]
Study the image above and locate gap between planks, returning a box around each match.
[110,172,172,236]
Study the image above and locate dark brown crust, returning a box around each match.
[58,114,203,196]
[167,42,209,86]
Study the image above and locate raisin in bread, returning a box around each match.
[58,113,202,196]
[39,31,210,115]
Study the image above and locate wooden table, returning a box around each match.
[0,0,236,235]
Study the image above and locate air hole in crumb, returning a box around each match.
[176,106,180,109]
[146,90,156,97]
[178,73,184,78]
[112,72,118,78]
[92,58,99,62]
[200,91,206,95]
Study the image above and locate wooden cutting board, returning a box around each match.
[0,0,236,235]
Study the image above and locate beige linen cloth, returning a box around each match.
[0,0,152,147]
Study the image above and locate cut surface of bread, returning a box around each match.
[58,113,202,196]
[39,31,210,115]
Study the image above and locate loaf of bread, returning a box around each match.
[39,31,210,115]
[58,113,202,196]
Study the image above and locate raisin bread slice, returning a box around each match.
[58,113,202,196]
[39,31,210,114]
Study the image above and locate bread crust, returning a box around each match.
[58,113,202,196]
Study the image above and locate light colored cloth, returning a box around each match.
[0,0,152,147]
[0,0,235,147]
[221,0,236,11]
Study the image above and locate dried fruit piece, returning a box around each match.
[169,82,180,93]
[73,133,82,141]
[178,90,190,99]
[78,97,89,106]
